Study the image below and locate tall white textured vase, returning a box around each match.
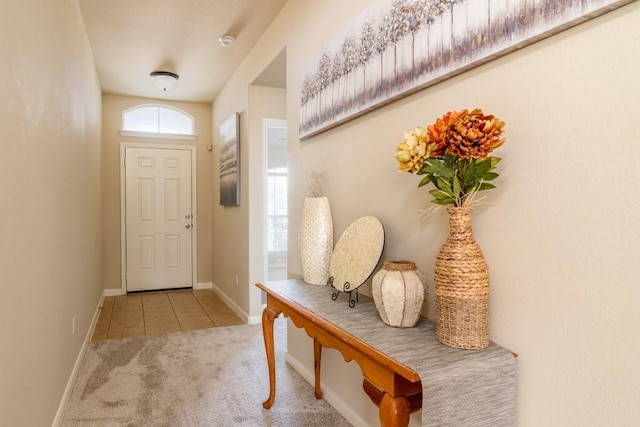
[299,197,333,285]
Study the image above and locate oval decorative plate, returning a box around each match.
[329,216,385,292]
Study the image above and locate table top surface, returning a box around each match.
[258,279,515,380]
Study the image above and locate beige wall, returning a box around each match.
[0,1,103,425]
[212,82,285,318]
[101,95,213,291]
[248,85,287,317]
[213,0,640,425]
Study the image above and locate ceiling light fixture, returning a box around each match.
[219,35,235,48]
[150,71,179,91]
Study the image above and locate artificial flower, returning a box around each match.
[395,108,506,206]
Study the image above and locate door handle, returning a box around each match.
[185,214,192,219]
[185,223,192,229]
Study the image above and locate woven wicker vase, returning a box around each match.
[299,197,333,285]
[434,206,489,349]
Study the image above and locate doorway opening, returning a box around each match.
[264,119,288,281]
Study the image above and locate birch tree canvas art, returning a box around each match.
[219,113,240,206]
[299,0,634,139]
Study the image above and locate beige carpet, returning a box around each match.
[62,320,351,426]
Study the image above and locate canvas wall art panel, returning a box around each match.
[219,112,240,206]
[299,0,635,139]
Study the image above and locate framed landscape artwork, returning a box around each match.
[299,0,634,139]
[219,112,240,206]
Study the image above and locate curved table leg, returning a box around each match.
[261,306,280,409]
[364,378,420,427]
[379,393,411,427]
[314,337,323,399]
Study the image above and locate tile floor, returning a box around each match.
[92,289,244,341]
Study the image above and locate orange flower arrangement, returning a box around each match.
[395,108,506,206]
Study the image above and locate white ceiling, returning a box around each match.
[78,0,288,103]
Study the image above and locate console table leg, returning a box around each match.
[379,393,411,427]
[363,379,413,427]
[261,306,279,409]
[313,337,323,399]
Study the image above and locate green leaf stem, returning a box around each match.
[417,155,502,206]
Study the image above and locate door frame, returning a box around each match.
[119,142,198,294]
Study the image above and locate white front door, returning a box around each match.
[124,146,193,292]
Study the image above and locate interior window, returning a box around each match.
[267,167,288,254]
[122,105,194,135]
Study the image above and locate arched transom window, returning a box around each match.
[122,104,194,136]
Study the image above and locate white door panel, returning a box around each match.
[125,147,193,292]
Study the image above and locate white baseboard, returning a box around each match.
[52,292,105,427]
[284,352,370,427]
[246,316,261,324]
[247,313,261,324]
[210,283,251,323]
[194,282,212,290]
[104,288,125,297]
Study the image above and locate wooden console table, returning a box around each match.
[257,279,516,427]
